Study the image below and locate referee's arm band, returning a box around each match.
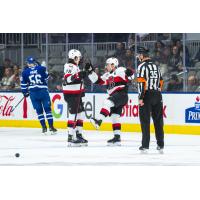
[159,79,164,90]
[137,77,146,83]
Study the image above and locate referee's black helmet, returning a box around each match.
[137,46,149,54]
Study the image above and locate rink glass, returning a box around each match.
[0,33,200,93]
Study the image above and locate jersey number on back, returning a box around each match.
[150,71,158,79]
[29,74,43,85]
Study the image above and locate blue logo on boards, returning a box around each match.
[185,96,200,123]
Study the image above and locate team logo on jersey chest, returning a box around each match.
[107,76,115,89]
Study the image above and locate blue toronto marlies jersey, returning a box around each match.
[20,65,49,93]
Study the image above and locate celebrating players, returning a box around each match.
[62,49,88,147]
[85,57,134,146]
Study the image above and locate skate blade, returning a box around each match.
[140,150,148,154]
[90,119,100,130]
[157,149,164,154]
[67,143,82,147]
[107,142,121,147]
[80,143,88,147]
[50,131,57,135]
[43,131,57,136]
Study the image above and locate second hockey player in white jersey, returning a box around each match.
[62,49,88,147]
[85,57,134,146]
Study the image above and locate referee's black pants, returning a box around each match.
[139,90,164,148]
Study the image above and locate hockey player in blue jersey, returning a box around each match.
[20,56,57,134]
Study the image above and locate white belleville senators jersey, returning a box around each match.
[62,63,84,94]
[89,67,133,95]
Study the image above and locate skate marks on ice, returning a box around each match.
[1,128,200,166]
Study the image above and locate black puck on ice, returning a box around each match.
[15,153,20,158]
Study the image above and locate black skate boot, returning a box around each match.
[107,135,121,146]
[90,117,102,130]
[139,146,149,154]
[49,125,57,135]
[156,146,164,154]
[67,134,81,147]
[76,131,88,146]
[42,126,47,134]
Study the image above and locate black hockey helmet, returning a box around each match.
[137,46,149,54]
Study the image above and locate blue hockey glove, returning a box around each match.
[23,92,29,97]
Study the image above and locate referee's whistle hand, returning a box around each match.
[139,100,144,106]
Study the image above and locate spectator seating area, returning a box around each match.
[1,36,200,92]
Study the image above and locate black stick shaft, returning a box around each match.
[11,96,25,112]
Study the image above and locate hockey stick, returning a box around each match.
[11,96,25,112]
[73,81,83,129]
[164,70,188,82]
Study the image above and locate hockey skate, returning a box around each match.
[107,135,121,146]
[42,126,47,134]
[49,125,57,135]
[156,146,164,154]
[139,146,149,154]
[76,131,88,146]
[90,117,102,130]
[67,135,82,147]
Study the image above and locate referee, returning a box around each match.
[137,46,164,153]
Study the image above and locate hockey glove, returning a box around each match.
[70,71,87,82]
[125,68,134,77]
[84,63,94,73]
[62,78,67,86]
[78,71,87,79]
[23,92,29,98]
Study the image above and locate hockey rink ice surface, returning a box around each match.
[1,127,200,166]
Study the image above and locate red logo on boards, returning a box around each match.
[0,95,15,116]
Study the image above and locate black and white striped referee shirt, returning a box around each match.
[137,59,163,100]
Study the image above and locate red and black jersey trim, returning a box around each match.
[106,81,127,89]
[63,89,85,94]
[65,79,82,85]
[95,77,105,85]
[109,85,128,96]
[109,76,128,84]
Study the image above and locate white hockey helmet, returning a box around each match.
[68,49,82,59]
[106,57,119,67]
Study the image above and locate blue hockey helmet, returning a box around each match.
[26,56,36,64]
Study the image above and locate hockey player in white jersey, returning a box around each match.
[62,49,88,147]
[85,57,134,146]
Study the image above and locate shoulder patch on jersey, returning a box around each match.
[64,63,73,68]
[116,67,126,73]
[68,63,74,68]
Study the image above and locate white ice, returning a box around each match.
[1,127,200,166]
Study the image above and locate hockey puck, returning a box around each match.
[15,153,20,158]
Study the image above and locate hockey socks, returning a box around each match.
[38,113,46,128]
[67,120,76,138]
[46,111,53,127]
